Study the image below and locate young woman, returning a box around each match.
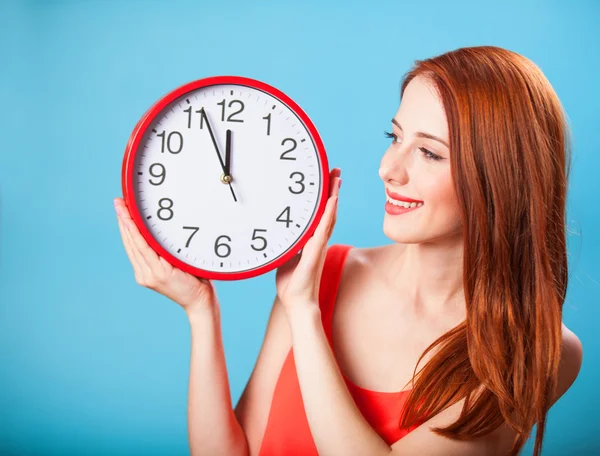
[114,45,583,456]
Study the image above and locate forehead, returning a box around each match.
[396,76,449,140]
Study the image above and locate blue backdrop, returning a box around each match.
[1,0,598,454]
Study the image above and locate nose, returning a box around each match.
[378,147,409,185]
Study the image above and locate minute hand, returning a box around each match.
[200,108,237,202]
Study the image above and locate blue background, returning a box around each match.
[1,0,598,454]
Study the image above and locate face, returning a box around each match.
[378,75,462,244]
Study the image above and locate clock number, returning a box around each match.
[263,113,271,135]
[149,163,166,186]
[183,107,205,129]
[157,131,183,154]
[182,226,199,248]
[289,171,305,194]
[215,235,232,258]
[276,206,293,228]
[157,198,174,220]
[217,99,245,122]
[280,138,297,160]
[251,229,268,251]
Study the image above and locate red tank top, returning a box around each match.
[258,244,421,455]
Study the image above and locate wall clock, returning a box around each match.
[121,76,329,281]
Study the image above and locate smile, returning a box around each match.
[386,195,424,208]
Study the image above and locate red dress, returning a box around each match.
[258,244,421,455]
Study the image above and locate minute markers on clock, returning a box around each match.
[131,84,322,276]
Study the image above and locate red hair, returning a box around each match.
[397,46,571,456]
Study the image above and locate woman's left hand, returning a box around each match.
[276,168,342,314]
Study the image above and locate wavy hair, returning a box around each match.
[397,46,572,456]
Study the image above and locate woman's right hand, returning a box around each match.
[114,197,218,316]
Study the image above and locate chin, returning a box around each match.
[382,224,426,244]
[383,221,462,245]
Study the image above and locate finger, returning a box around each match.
[316,195,339,242]
[116,209,139,268]
[319,175,341,237]
[114,200,139,268]
[332,176,341,198]
[298,194,338,276]
[123,218,156,281]
[326,203,338,239]
[294,173,340,281]
[329,168,341,196]
[118,210,152,281]
[116,211,147,281]
[114,199,153,280]
[115,199,162,271]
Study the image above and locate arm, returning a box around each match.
[234,294,293,456]
[187,293,294,456]
[187,306,249,456]
[288,309,583,456]
[113,198,248,455]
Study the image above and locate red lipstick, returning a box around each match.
[385,189,423,203]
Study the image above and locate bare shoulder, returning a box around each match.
[554,322,583,403]
[336,244,390,292]
[347,244,584,401]
[387,325,583,456]
[343,244,392,271]
[342,244,583,455]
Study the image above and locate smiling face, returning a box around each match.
[378,75,462,244]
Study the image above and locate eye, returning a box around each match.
[383,131,401,143]
[385,131,444,161]
[419,147,444,161]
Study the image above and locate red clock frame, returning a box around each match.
[121,75,330,281]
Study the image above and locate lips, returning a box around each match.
[385,188,423,203]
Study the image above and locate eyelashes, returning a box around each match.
[383,131,443,162]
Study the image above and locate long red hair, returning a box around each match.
[397,46,572,456]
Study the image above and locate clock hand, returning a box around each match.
[201,108,226,170]
[200,108,237,202]
[225,129,232,177]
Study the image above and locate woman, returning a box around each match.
[114,45,583,456]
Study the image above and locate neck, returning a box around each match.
[383,233,465,318]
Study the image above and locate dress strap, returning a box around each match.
[318,244,353,348]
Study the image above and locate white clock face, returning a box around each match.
[131,83,325,275]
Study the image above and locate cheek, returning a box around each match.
[422,171,461,219]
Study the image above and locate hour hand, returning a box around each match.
[225,129,232,177]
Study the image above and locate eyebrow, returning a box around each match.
[392,118,449,148]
